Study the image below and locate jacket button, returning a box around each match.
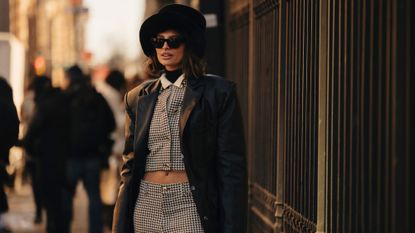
[190,186,196,191]
[203,216,209,221]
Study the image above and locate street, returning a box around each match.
[5,152,118,233]
[2,147,118,233]
[4,183,111,233]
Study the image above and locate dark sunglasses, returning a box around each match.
[151,36,185,49]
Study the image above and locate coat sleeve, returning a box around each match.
[23,105,44,157]
[112,92,135,233]
[216,83,248,233]
[0,101,19,163]
[120,92,135,181]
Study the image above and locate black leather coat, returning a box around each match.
[112,75,247,233]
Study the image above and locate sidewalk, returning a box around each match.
[3,183,112,233]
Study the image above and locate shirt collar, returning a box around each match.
[159,73,186,89]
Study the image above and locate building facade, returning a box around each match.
[8,0,87,86]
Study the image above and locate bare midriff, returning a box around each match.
[143,171,188,184]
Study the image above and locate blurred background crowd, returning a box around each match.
[0,0,200,232]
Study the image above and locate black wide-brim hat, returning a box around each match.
[139,4,206,58]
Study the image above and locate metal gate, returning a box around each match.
[225,0,414,232]
[318,0,415,232]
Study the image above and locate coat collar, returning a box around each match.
[186,75,204,89]
[180,76,204,138]
[142,78,162,95]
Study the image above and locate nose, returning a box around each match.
[162,41,170,49]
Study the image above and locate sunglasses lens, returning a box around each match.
[151,38,165,48]
[166,38,182,48]
[151,37,184,49]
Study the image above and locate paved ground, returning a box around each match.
[1,150,120,233]
[3,183,112,233]
[3,149,119,233]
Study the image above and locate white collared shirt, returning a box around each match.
[159,73,186,89]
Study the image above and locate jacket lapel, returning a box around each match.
[134,77,204,148]
[180,77,203,138]
[134,80,161,149]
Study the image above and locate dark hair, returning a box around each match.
[65,65,85,84]
[145,42,206,79]
[106,70,126,91]
[31,76,52,99]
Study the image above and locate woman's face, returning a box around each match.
[155,30,185,71]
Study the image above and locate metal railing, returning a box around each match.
[225,0,414,232]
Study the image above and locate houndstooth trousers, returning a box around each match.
[133,180,204,233]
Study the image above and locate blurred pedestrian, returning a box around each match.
[23,75,70,233]
[95,69,126,162]
[62,65,115,233]
[94,69,126,230]
[0,77,19,233]
[112,4,247,233]
[20,78,44,224]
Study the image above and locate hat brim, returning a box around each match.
[140,11,200,57]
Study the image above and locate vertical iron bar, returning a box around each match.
[317,0,328,231]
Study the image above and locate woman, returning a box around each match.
[112,4,247,233]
